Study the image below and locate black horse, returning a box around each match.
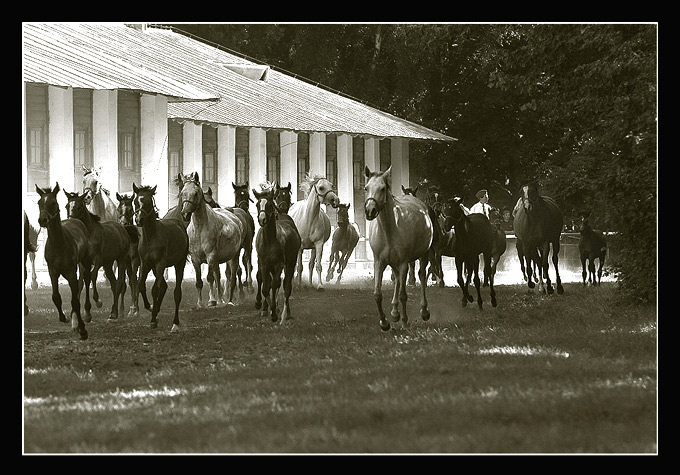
[35,184,91,340]
[578,210,607,286]
[133,183,189,331]
[513,183,564,294]
[326,203,360,284]
[253,186,301,324]
[442,196,496,309]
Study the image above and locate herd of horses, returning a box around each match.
[24,165,609,338]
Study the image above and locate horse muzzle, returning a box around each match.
[364,198,380,221]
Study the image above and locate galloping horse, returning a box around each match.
[179,172,243,307]
[65,190,131,321]
[578,210,607,286]
[513,183,564,294]
[133,183,189,331]
[442,196,497,309]
[326,203,360,284]
[82,166,118,222]
[487,207,508,287]
[231,182,256,293]
[289,174,339,290]
[116,192,150,316]
[253,185,301,324]
[35,184,91,340]
[364,166,433,331]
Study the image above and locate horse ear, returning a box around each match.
[232,182,237,189]
[252,189,260,199]
[383,166,392,185]
[35,184,45,197]
[133,183,139,194]
[54,182,60,195]
[364,165,372,178]
[413,185,419,195]
[192,172,200,183]
[401,185,406,193]
[151,185,157,195]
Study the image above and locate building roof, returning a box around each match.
[22,23,219,102]
[22,23,456,142]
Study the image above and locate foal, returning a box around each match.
[326,203,360,284]
[578,210,607,286]
[35,184,90,340]
[65,190,131,321]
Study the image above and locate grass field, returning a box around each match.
[23,277,657,454]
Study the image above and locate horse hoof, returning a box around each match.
[171,324,180,333]
[462,298,468,308]
[150,322,158,329]
[107,316,118,322]
[528,281,535,289]
[467,295,474,302]
[79,330,88,341]
[390,311,400,323]
[316,286,325,292]
[271,314,278,323]
[255,301,262,310]
[207,301,216,308]
[380,320,391,331]
[95,301,103,309]
[557,285,564,295]
[84,314,92,323]
[421,309,431,321]
[491,298,497,308]
[227,301,236,307]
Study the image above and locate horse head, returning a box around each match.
[233,181,253,210]
[401,184,418,197]
[520,182,541,213]
[35,183,62,228]
[132,183,158,226]
[253,187,277,227]
[313,176,339,208]
[442,196,466,231]
[274,182,292,214]
[336,203,351,227]
[204,187,220,208]
[579,210,593,233]
[82,166,103,204]
[116,192,135,225]
[364,166,391,221]
[178,172,203,219]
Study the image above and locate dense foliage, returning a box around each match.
[168,23,657,302]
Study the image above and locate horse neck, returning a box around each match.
[45,214,67,248]
[74,209,96,232]
[376,192,397,233]
[304,185,322,218]
[189,199,213,226]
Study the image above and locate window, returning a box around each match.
[74,130,87,168]
[297,133,309,200]
[169,152,181,181]
[203,153,216,184]
[121,133,134,169]
[235,127,249,185]
[266,130,280,183]
[28,127,44,167]
[353,137,365,189]
[380,138,391,173]
[326,134,337,186]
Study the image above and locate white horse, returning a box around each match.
[288,173,339,291]
[179,172,243,307]
[364,166,433,331]
[82,166,118,222]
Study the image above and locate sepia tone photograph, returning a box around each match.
[22,22,657,454]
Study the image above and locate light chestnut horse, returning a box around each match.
[325,203,360,284]
[82,166,118,222]
[364,166,433,331]
[288,173,339,291]
[179,172,243,307]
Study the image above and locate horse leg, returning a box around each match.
[398,262,411,326]
[552,240,564,294]
[117,259,127,318]
[522,242,536,290]
[261,268,272,319]
[486,253,497,308]
[270,268,282,323]
[91,262,103,308]
[581,254,588,286]
[407,261,416,286]
[66,269,87,340]
[244,245,254,293]
[192,257,205,309]
[80,262,93,323]
[150,264,168,328]
[373,259,390,331]
[236,257,245,302]
[597,252,605,285]
[127,260,139,317]
[49,268,68,323]
[255,267,263,310]
[29,251,38,290]
[390,263,406,323]
[314,243,325,291]
[418,255,431,321]
[541,242,554,295]
[455,257,470,307]
[517,240,527,282]
[337,250,349,284]
[226,257,240,306]
[326,249,337,282]
[103,264,120,320]
[295,250,303,289]
[281,262,296,324]
[471,255,484,309]
[171,264,184,332]
[308,248,317,289]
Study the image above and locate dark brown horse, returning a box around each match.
[35,184,91,340]
[116,192,150,316]
[326,203,360,284]
[513,183,564,294]
[273,182,293,216]
[442,196,496,309]
[578,210,607,286]
[133,183,189,331]
[65,190,131,321]
[253,185,301,324]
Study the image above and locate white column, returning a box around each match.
[337,134,354,211]
[279,130,298,201]
[390,137,410,191]
[140,94,169,214]
[92,89,118,193]
[248,127,267,192]
[218,125,236,206]
[309,132,326,176]
[364,137,380,174]
[182,121,203,178]
[48,86,74,215]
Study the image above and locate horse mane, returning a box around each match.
[135,185,157,194]
[299,173,326,197]
[259,181,277,192]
